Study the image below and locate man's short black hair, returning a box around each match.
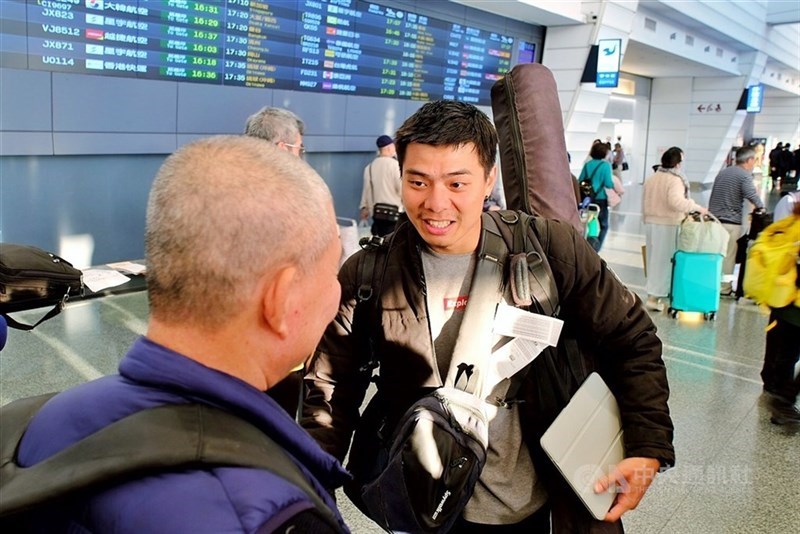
[394,101,497,175]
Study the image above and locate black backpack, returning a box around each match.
[343,210,559,533]
[0,244,84,331]
[0,394,342,531]
[578,163,602,204]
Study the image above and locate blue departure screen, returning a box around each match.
[745,83,763,113]
[0,0,515,105]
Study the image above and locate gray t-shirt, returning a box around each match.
[421,248,548,525]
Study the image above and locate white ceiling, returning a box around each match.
[445,1,799,94]
[621,41,797,98]
[621,40,734,79]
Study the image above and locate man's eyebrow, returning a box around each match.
[403,168,430,178]
[403,168,472,178]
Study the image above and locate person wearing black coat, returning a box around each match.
[768,142,783,186]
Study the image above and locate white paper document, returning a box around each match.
[106,261,146,275]
[493,302,564,347]
[82,269,131,292]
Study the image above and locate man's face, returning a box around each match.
[286,203,342,366]
[401,142,495,255]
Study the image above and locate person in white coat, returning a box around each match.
[642,147,707,311]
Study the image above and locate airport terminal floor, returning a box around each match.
[1,181,797,534]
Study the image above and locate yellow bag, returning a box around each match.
[743,215,800,308]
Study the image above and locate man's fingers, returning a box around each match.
[594,474,610,494]
[594,467,628,494]
[605,501,626,522]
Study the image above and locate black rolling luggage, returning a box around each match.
[491,64,582,231]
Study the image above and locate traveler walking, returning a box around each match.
[759,201,800,426]
[708,146,765,296]
[642,147,707,311]
[578,142,615,251]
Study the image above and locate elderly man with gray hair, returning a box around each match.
[244,106,312,414]
[708,146,765,296]
[244,106,306,157]
[11,136,350,533]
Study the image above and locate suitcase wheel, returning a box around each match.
[668,308,679,319]
[704,312,716,321]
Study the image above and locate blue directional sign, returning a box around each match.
[596,39,621,88]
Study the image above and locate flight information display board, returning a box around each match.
[1,0,520,105]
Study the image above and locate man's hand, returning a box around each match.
[359,207,370,221]
[594,457,661,522]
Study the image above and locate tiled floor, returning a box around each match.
[2,184,797,533]
[596,212,799,534]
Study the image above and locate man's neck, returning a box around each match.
[146,319,271,391]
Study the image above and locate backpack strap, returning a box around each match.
[444,213,508,394]
[586,163,602,195]
[489,210,559,317]
[486,210,563,406]
[354,234,391,376]
[0,395,342,531]
[2,300,66,331]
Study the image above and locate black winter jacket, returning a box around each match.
[303,212,674,532]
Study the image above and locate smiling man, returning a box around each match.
[401,138,496,254]
[303,101,674,533]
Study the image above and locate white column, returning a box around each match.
[541,0,638,172]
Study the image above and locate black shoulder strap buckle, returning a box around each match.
[358,235,384,250]
[478,213,508,267]
[356,236,384,302]
[493,210,559,317]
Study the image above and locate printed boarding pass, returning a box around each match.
[493,302,564,347]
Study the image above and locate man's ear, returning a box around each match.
[262,265,297,339]
[485,164,498,196]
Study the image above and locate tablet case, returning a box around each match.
[540,372,624,520]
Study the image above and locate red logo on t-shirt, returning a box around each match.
[443,295,468,311]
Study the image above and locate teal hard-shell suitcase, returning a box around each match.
[669,251,722,320]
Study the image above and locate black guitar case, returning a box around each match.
[491,63,582,231]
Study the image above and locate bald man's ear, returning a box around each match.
[262,266,297,339]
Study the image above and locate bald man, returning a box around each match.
[13,136,349,533]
